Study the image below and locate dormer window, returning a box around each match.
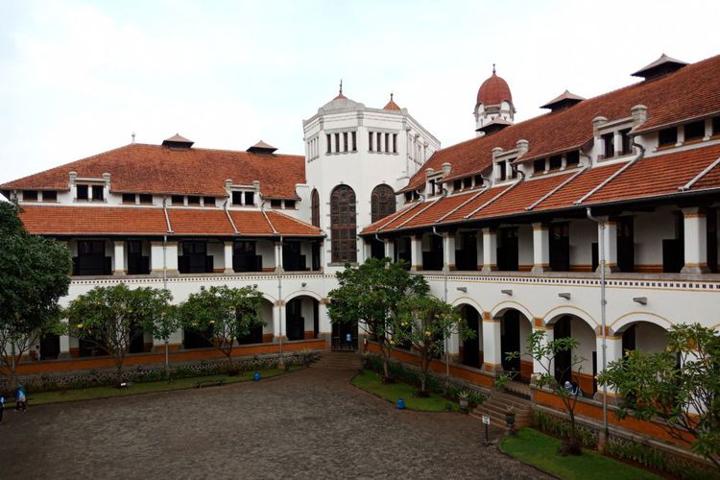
[77,185,89,200]
[23,190,38,201]
[43,190,57,202]
[602,133,615,158]
[187,196,200,205]
[658,127,677,147]
[549,155,562,170]
[91,185,104,201]
[171,195,184,205]
[463,177,472,189]
[498,162,507,181]
[285,200,296,209]
[453,179,462,191]
[533,159,545,174]
[684,120,705,142]
[713,117,720,136]
[270,199,282,208]
[619,129,632,155]
[566,151,580,167]
[244,192,255,205]
[122,193,135,204]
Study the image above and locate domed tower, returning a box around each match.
[474,65,515,137]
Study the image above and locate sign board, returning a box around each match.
[482,415,490,425]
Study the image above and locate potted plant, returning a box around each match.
[458,390,470,412]
[505,406,516,435]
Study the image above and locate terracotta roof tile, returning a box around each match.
[1,143,305,199]
[19,205,168,235]
[533,164,624,211]
[167,208,234,235]
[265,211,323,236]
[362,203,424,235]
[401,192,478,229]
[475,174,573,219]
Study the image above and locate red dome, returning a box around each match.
[476,72,512,107]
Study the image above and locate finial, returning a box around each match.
[390,92,394,101]
[492,63,496,74]
[339,79,343,95]
[131,132,136,143]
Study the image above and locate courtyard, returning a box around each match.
[0,355,547,479]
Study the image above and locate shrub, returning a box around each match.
[532,410,598,449]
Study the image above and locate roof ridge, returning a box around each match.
[261,209,278,235]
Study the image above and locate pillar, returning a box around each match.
[113,240,126,275]
[150,240,178,275]
[598,219,618,273]
[274,241,283,272]
[447,330,460,363]
[410,235,423,271]
[318,299,332,338]
[360,237,372,264]
[481,228,497,273]
[223,241,234,274]
[681,207,708,273]
[272,300,286,340]
[476,232,484,270]
[481,311,502,374]
[532,223,550,273]
[384,239,395,261]
[443,232,456,271]
[59,320,70,359]
[595,331,623,397]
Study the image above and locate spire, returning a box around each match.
[492,63,496,75]
[339,79,343,95]
[334,79,346,99]
[383,92,401,111]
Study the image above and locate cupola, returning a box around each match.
[632,54,688,81]
[383,93,401,111]
[247,140,277,154]
[162,133,194,148]
[540,90,585,112]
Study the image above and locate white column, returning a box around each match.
[704,119,713,141]
[410,235,423,271]
[384,239,394,261]
[113,240,125,275]
[272,301,285,340]
[481,311,502,373]
[443,232,456,271]
[613,131,622,156]
[274,241,283,272]
[447,331,460,362]
[596,333,623,396]
[359,238,372,264]
[532,324,554,380]
[318,300,331,336]
[481,227,497,272]
[223,241,234,274]
[165,241,179,274]
[600,219,618,272]
[532,223,550,273]
[681,207,708,273]
[59,319,70,358]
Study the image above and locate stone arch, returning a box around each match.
[284,289,323,304]
[543,306,597,331]
[330,184,357,263]
[454,301,483,368]
[370,184,396,223]
[285,294,320,341]
[491,301,534,322]
[450,296,486,314]
[610,312,672,334]
[492,304,533,382]
[546,312,598,395]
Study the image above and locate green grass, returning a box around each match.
[351,369,458,412]
[500,428,661,480]
[17,367,295,407]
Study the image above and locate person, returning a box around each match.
[15,385,27,412]
[0,394,5,423]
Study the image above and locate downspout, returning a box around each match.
[161,196,171,373]
[586,207,608,445]
[432,223,450,387]
[262,198,285,364]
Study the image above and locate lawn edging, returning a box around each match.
[351,369,458,412]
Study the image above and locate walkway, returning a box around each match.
[0,353,548,479]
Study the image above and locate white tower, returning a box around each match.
[302,85,439,269]
[474,65,515,137]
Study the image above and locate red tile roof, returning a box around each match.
[18,205,322,237]
[404,54,720,193]
[1,143,305,199]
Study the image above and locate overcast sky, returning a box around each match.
[1,0,719,184]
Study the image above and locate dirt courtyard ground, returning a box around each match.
[0,355,548,479]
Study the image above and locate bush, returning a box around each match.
[532,410,598,450]
[605,437,719,480]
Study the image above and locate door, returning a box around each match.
[461,307,480,368]
[497,228,519,271]
[500,310,520,373]
[286,298,305,340]
[553,316,572,384]
[549,223,570,271]
[76,240,108,275]
[40,334,60,360]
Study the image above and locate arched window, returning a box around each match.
[330,185,356,263]
[311,188,320,227]
[371,184,396,222]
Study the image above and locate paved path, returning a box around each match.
[0,354,548,479]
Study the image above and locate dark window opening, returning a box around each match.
[497,228,519,271]
[463,177,472,189]
[658,127,677,147]
[43,190,57,202]
[376,132,382,152]
[617,216,635,272]
[232,191,242,205]
[76,184,89,200]
[404,191,412,202]
[392,133,398,153]
[127,240,150,274]
[334,133,340,153]
[368,131,373,151]
[73,240,111,276]
[498,162,507,181]
[533,159,545,173]
[285,200,296,209]
[351,131,357,151]
[549,223,570,272]
[707,208,718,273]
[713,117,720,136]
[283,241,306,271]
[370,238,385,260]
[139,194,152,204]
[619,129,632,155]
[394,237,411,268]
[474,175,483,186]
[187,196,200,205]
[455,231,478,271]
[371,184,396,222]
[453,179,462,191]
[311,189,320,227]
[233,240,261,272]
[244,191,255,206]
[122,193,135,204]
[91,185,104,201]
[343,132,348,152]
[553,316,572,385]
[202,196,214,206]
[172,195,184,205]
[270,199,282,208]
[662,213,684,273]
[566,150,580,167]
[422,234,443,271]
[460,306,481,367]
[684,120,705,142]
[385,133,390,153]
[602,133,615,158]
[23,190,38,201]
[179,241,213,274]
[330,185,357,263]
[326,134,331,154]
[549,155,562,170]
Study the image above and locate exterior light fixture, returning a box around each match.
[457,287,467,293]
[633,297,647,305]
[501,289,513,296]
[558,292,571,300]
[301,282,307,288]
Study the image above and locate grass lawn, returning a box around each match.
[17,367,295,407]
[351,369,458,412]
[500,428,661,480]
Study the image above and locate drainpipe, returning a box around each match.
[432,224,450,388]
[162,197,170,372]
[586,207,608,444]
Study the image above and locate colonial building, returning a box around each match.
[2,53,720,443]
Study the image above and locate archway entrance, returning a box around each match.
[458,305,482,368]
[237,298,273,345]
[620,321,668,355]
[285,296,319,341]
[499,309,532,382]
[331,320,358,351]
[549,314,598,396]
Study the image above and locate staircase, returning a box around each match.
[313,351,362,371]
[471,389,533,430]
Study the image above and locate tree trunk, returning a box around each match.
[164,340,170,380]
[379,338,392,383]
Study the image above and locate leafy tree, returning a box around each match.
[396,295,472,395]
[148,301,179,378]
[328,257,429,382]
[66,284,172,378]
[177,285,264,367]
[599,323,720,468]
[503,331,585,455]
[0,202,71,387]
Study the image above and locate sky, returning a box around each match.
[1,0,719,184]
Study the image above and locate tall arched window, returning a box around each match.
[311,188,320,227]
[330,185,357,263]
[371,184,396,223]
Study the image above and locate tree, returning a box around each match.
[504,331,585,455]
[599,323,720,468]
[0,202,71,387]
[177,285,264,368]
[328,257,429,382]
[66,284,172,378]
[148,301,179,378]
[396,295,472,395]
